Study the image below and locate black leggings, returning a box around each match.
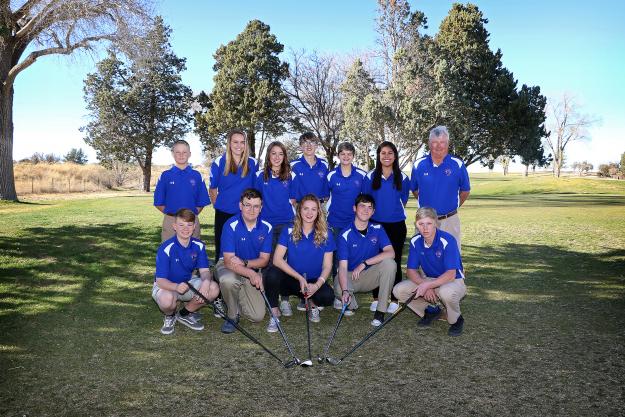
[214,208,236,263]
[264,266,334,308]
[372,220,407,302]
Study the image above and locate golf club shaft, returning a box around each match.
[260,290,299,362]
[185,282,286,366]
[322,303,347,358]
[305,289,312,361]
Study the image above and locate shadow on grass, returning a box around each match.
[470,194,625,207]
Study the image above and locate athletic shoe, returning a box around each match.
[296,299,306,311]
[213,298,226,318]
[371,311,385,327]
[266,317,280,333]
[189,311,202,322]
[333,298,343,310]
[369,300,378,312]
[417,307,442,327]
[279,300,293,316]
[310,306,321,323]
[317,305,324,311]
[176,312,204,331]
[160,314,176,335]
[344,308,355,317]
[387,302,400,314]
[221,316,239,334]
[448,315,464,337]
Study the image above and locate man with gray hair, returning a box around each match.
[410,126,470,251]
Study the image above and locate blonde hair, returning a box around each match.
[224,129,250,177]
[415,207,439,226]
[291,194,328,247]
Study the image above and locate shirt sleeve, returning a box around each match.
[378,227,392,250]
[220,221,236,254]
[459,164,471,192]
[406,240,420,270]
[362,174,372,195]
[410,165,419,192]
[401,175,410,206]
[153,172,166,206]
[325,232,336,252]
[320,168,330,199]
[254,172,264,195]
[196,243,210,268]
[288,173,297,200]
[442,236,463,271]
[209,160,221,189]
[260,226,273,254]
[196,173,211,207]
[278,227,291,247]
[155,247,170,279]
[337,230,349,261]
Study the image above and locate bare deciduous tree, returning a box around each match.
[0,0,152,201]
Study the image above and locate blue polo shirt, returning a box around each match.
[155,236,210,284]
[407,230,464,279]
[153,165,210,215]
[254,171,296,226]
[410,154,470,216]
[337,222,392,271]
[277,227,336,282]
[290,156,329,201]
[363,171,410,223]
[209,154,258,214]
[326,165,366,230]
[220,213,273,260]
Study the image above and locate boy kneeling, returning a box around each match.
[152,208,219,335]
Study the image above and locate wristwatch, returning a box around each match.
[362,260,369,268]
[243,260,248,267]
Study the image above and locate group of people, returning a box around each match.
[151,126,470,338]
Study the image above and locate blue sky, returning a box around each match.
[12,0,625,170]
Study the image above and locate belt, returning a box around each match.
[438,210,457,220]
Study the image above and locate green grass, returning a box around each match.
[1,175,625,416]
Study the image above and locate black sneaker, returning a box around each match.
[417,307,442,327]
[371,310,385,327]
[176,312,204,331]
[448,315,464,337]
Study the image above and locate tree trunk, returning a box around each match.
[142,152,152,192]
[248,130,256,158]
[0,81,17,201]
[524,164,529,177]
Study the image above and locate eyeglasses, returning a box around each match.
[242,202,262,211]
[302,140,317,147]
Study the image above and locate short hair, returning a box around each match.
[337,142,356,155]
[175,208,196,223]
[354,193,375,210]
[429,126,450,142]
[415,207,439,224]
[240,188,262,202]
[299,132,318,145]
[171,139,190,151]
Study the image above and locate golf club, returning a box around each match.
[260,289,302,366]
[318,302,348,364]
[326,290,418,366]
[185,281,294,368]
[301,286,313,367]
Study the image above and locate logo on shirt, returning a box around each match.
[369,236,378,245]
[435,250,442,258]
[352,244,358,248]
[190,251,198,261]
[189,179,196,186]
[423,172,429,177]
[258,234,266,242]
[354,180,360,186]
[444,169,452,176]
[282,180,289,187]
[169,181,175,185]
[318,171,325,178]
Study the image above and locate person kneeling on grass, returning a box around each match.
[264,194,335,332]
[216,188,272,334]
[334,193,396,327]
[152,208,219,335]
[392,207,467,337]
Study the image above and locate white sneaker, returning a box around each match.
[213,298,226,318]
[369,300,378,312]
[266,317,279,333]
[333,298,342,309]
[387,302,400,314]
[309,306,321,322]
[371,318,383,327]
[279,300,293,316]
[160,314,176,335]
[344,308,355,316]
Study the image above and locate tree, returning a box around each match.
[26,151,59,164]
[0,0,152,201]
[195,20,289,158]
[545,94,597,178]
[64,148,88,164]
[572,161,593,176]
[620,152,625,177]
[83,17,192,192]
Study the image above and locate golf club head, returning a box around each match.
[317,355,325,364]
[326,357,341,365]
[300,359,313,367]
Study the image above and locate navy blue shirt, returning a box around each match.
[220,213,273,260]
[153,165,210,215]
[363,170,410,223]
[155,236,210,284]
[277,227,336,282]
[210,154,258,213]
[410,154,470,216]
[407,229,464,279]
[290,156,329,201]
[254,171,296,226]
[326,165,366,230]
[337,222,392,271]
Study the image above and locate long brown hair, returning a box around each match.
[263,141,290,181]
[291,194,328,247]
[224,129,250,177]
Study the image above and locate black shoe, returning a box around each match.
[417,308,442,327]
[448,315,464,337]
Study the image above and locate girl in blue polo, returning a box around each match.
[263,195,335,332]
[209,129,258,262]
[254,141,296,251]
[363,141,410,313]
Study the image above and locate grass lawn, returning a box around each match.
[1,174,624,416]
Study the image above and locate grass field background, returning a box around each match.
[1,174,624,416]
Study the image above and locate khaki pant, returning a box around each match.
[215,260,265,322]
[439,214,461,252]
[393,278,466,324]
[161,214,201,242]
[333,258,396,313]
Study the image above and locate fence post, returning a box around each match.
[68,178,71,193]
[31,177,34,194]
[51,178,54,191]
